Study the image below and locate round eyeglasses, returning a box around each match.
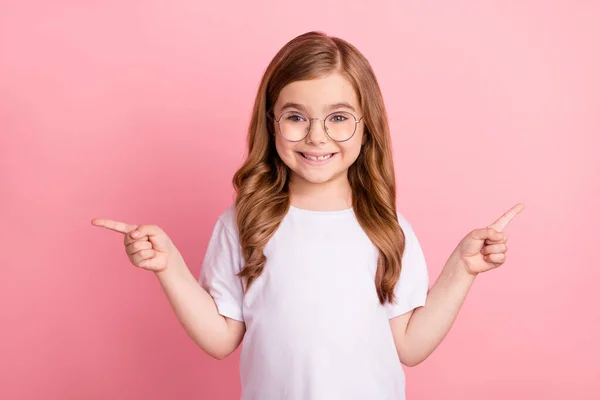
[274,111,364,142]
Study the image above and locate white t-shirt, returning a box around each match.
[198,204,429,400]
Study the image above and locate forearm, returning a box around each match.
[154,249,239,359]
[401,253,476,365]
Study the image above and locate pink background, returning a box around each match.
[2,1,599,399]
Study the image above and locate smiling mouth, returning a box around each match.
[299,152,336,161]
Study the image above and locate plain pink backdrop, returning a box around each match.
[1,1,599,399]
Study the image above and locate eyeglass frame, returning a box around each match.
[273,110,364,143]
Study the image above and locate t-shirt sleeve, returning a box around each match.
[198,217,245,322]
[386,213,430,319]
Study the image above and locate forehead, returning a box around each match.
[274,73,360,113]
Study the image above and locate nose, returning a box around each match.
[306,118,328,144]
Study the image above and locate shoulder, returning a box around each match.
[216,203,240,242]
[395,209,427,264]
[396,210,415,235]
[396,209,425,255]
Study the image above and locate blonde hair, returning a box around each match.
[232,31,405,305]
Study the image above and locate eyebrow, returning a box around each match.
[279,102,357,114]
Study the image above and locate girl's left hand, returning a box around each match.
[453,203,525,275]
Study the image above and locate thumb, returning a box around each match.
[130,224,164,239]
[470,227,505,242]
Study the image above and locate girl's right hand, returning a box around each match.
[91,218,176,272]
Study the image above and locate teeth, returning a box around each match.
[303,153,333,161]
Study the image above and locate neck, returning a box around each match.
[288,173,353,211]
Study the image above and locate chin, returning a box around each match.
[293,168,342,185]
[300,174,333,184]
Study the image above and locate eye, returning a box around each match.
[285,113,306,122]
[329,114,348,123]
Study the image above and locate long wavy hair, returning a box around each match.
[232,31,405,305]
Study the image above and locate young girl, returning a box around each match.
[92,31,523,399]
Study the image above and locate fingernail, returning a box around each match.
[131,231,139,237]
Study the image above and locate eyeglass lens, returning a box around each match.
[278,111,357,141]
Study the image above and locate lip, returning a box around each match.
[301,152,336,157]
[297,151,337,165]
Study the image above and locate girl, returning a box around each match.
[92,31,524,399]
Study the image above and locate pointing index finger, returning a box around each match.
[488,203,525,232]
[91,218,137,234]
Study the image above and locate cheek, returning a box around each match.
[342,147,361,165]
[339,138,363,162]
[274,135,297,161]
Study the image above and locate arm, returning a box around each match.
[390,253,474,366]
[390,203,523,366]
[155,248,245,360]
